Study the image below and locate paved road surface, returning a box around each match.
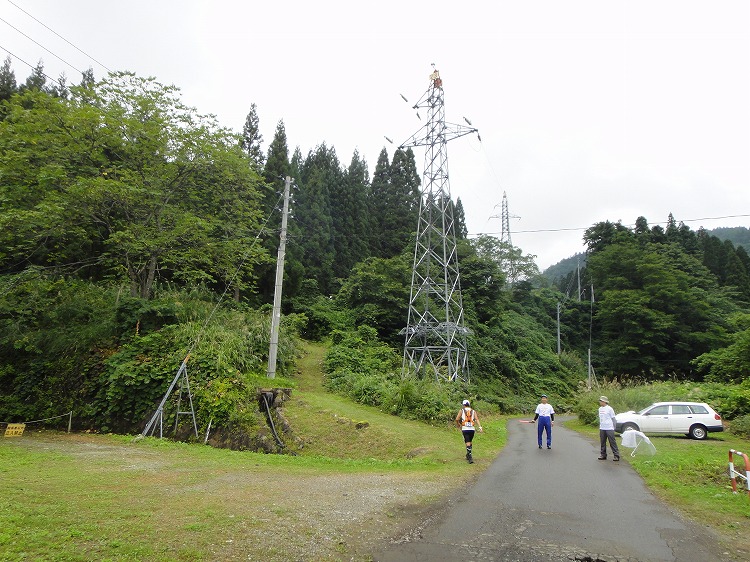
[374,418,730,562]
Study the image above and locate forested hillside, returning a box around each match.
[712,226,750,252]
[1,61,748,443]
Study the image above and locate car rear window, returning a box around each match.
[671,405,691,414]
[689,405,708,414]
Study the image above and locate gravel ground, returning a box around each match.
[8,432,467,562]
[215,472,461,561]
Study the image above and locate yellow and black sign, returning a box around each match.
[4,423,26,437]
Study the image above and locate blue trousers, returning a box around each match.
[537,417,552,447]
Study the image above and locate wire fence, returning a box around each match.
[1,411,73,436]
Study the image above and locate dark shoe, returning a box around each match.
[468,457,474,464]
[538,445,542,449]
[547,446,552,449]
[613,457,620,461]
[598,456,606,460]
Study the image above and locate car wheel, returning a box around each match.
[689,424,707,440]
[621,422,639,432]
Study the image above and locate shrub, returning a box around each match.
[687,383,750,419]
[571,381,623,426]
[93,299,300,433]
[323,328,465,424]
[381,376,463,423]
[572,380,750,427]
[728,414,750,439]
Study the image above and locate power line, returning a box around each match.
[472,213,750,237]
[0,43,65,89]
[5,0,111,73]
[0,15,85,75]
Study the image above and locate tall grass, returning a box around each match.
[572,380,750,425]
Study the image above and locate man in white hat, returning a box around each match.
[598,396,619,461]
[455,399,483,464]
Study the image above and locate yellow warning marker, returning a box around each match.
[4,423,25,437]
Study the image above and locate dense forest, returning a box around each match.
[1,60,749,440]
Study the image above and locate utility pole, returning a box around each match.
[267,176,292,379]
[587,283,596,390]
[398,66,479,383]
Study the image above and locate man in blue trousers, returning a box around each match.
[532,394,555,449]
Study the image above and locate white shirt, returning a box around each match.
[599,405,616,430]
[535,403,555,417]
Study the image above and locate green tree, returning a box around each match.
[458,238,507,325]
[0,89,109,270]
[368,148,391,256]
[21,60,47,92]
[330,150,371,279]
[254,120,292,305]
[588,240,733,378]
[583,220,632,254]
[693,313,750,383]
[0,56,17,102]
[699,233,726,280]
[295,143,339,294]
[88,74,267,298]
[454,197,468,239]
[723,243,750,294]
[471,234,540,284]
[634,216,650,239]
[80,67,95,89]
[335,255,411,344]
[241,103,264,167]
[665,212,678,241]
[0,73,267,299]
[711,226,750,252]
[367,147,420,259]
[47,72,68,99]
[383,147,421,257]
[676,222,699,255]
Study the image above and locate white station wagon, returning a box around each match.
[614,401,723,440]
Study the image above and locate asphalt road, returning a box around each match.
[374,418,731,562]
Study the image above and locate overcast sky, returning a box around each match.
[2,0,748,270]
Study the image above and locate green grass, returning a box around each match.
[16,340,750,559]
[284,341,506,465]
[565,418,750,556]
[0,431,462,561]
[0,342,508,561]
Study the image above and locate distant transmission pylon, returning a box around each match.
[499,191,520,285]
[499,191,513,247]
[398,66,479,383]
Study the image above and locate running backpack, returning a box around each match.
[461,407,475,429]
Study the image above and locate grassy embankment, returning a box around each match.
[0,341,506,561]
[283,342,505,462]
[566,417,750,557]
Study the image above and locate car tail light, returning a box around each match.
[715,414,721,420]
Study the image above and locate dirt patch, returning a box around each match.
[4,431,470,561]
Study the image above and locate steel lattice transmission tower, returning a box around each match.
[499,191,513,247]
[398,66,479,383]
[499,191,519,285]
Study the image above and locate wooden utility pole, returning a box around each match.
[267,176,292,379]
